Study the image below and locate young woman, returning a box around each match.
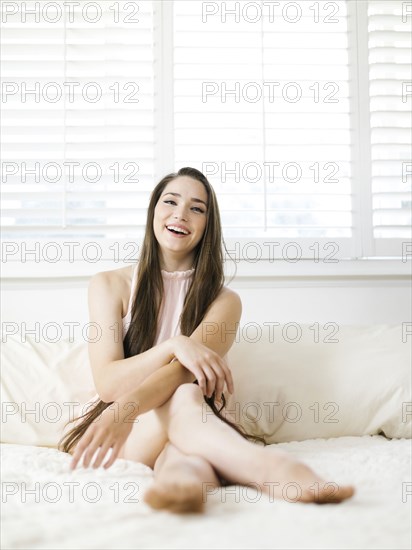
[59,167,355,513]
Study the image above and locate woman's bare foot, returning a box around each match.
[143,473,205,514]
[143,454,221,514]
[259,448,355,504]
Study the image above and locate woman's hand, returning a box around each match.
[70,403,134,471]
[170,335,234,401]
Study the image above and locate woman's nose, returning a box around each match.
[174,207,188,221]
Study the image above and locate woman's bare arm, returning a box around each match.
[87,271,176,403]
[114,289,242,419]
[115,360,194,420]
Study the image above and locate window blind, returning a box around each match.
[173,0,354,258]
[368,0,412,256]
[1,0,155,243]
[1,0,409,270]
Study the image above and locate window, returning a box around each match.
[1,0,410,274]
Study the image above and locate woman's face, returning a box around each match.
[153,176,209,262]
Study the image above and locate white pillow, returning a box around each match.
[226,324,411,442]
[2,324,410,449]
[1,335,96,448]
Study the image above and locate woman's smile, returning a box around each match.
[165,228,190,238]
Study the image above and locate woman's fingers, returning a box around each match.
[197,356,234,399]
[213,368,225,405]
[181,348,234,399]
[82,434,103,468]
[103,443,122,469]
[218,357,234,394]
[203,352,233,395]
[70,430,94,470]
[192,368,207,395]
[204,361,224,400]
[91,440,114,469]
[208,356,233,397]
[200,364,217,397]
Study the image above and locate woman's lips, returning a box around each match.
[165,226,189,238]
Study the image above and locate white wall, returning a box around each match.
[238,283,409,325]
[1,273,410,346]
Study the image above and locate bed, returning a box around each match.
[1,324,411,549]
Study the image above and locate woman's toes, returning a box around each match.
[263,456,355,505]
[303,482,355,504]
[324,483,355,503]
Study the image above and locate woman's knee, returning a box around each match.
[174,382,203,398]
[168,383,204,416]
[154,383,204,432]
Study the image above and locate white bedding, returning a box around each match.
[1,435,411,550]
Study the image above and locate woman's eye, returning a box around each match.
[163,200,204,214]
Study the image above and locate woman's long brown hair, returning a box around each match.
[58,167,266,454]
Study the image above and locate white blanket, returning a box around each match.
[1,435,411,550]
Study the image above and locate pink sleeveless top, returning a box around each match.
[122,263,196,343]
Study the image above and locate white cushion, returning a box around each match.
[1,325,410,449]
[1,335,95,447]
[226,324,411,442]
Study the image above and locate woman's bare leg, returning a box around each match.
[143,441,221,513]
[155,383,355,504]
